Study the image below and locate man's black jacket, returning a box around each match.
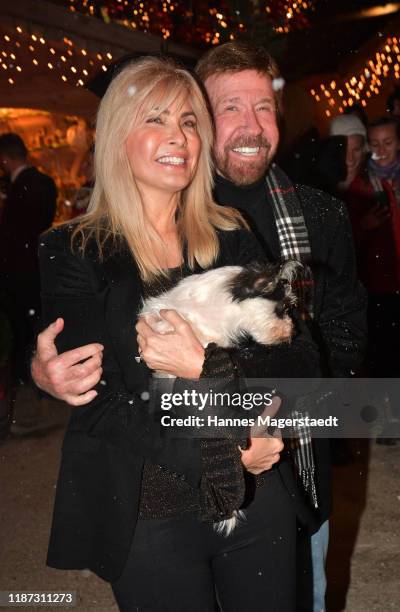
[0,166,56,276]
[214,174,368,524]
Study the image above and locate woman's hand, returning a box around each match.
[136,310,205,379]
[240,397,284,474]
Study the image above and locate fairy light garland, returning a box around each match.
[0,1,316,90]
[310,34,400,118]
[0,24,113,88]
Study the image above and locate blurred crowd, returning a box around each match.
[281,87,400,444]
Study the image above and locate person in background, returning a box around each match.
[330,114,400,444]
[329,114,368,192]
[365,118,400,433]
[0,133,57,386]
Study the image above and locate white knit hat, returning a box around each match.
[329,114,367,139]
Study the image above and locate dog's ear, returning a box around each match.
[229,262,282,302]
[279,261,303,283]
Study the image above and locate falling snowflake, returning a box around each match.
[272,77,285,92]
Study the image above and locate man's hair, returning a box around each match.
[196,42,283,113]
[368,116,400,139]
[0,132,28,159]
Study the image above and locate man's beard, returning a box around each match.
[215,135,273,186]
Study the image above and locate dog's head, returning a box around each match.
[227,261,302,345]
[229,261,300,313]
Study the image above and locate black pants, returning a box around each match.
[0,272,41,383]
[112,471,296,612]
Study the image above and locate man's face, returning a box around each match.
[204,70,279,186]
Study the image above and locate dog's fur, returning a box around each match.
[139,260,300,534]
[140,261,299,348]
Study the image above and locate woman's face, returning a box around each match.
[345,134,365,181]
[368,123,400,167]
[125,96,201,198]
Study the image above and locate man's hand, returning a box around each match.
[31,318,104,406]
[240,396,284,474]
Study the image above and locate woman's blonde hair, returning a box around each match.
[72,55,243,280]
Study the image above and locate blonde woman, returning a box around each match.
[40,57,318,611]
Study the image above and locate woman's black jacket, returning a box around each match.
[39,225,320,582]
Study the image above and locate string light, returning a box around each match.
[0,21,114,88]
[310,34,400,115]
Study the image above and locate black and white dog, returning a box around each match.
[139,261,301,534]
[140,261,300,350]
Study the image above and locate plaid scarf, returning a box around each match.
[266,163,318,509]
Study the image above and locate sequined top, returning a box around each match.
[139,265,202,519]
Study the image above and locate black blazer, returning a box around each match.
[39,224,320,582]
